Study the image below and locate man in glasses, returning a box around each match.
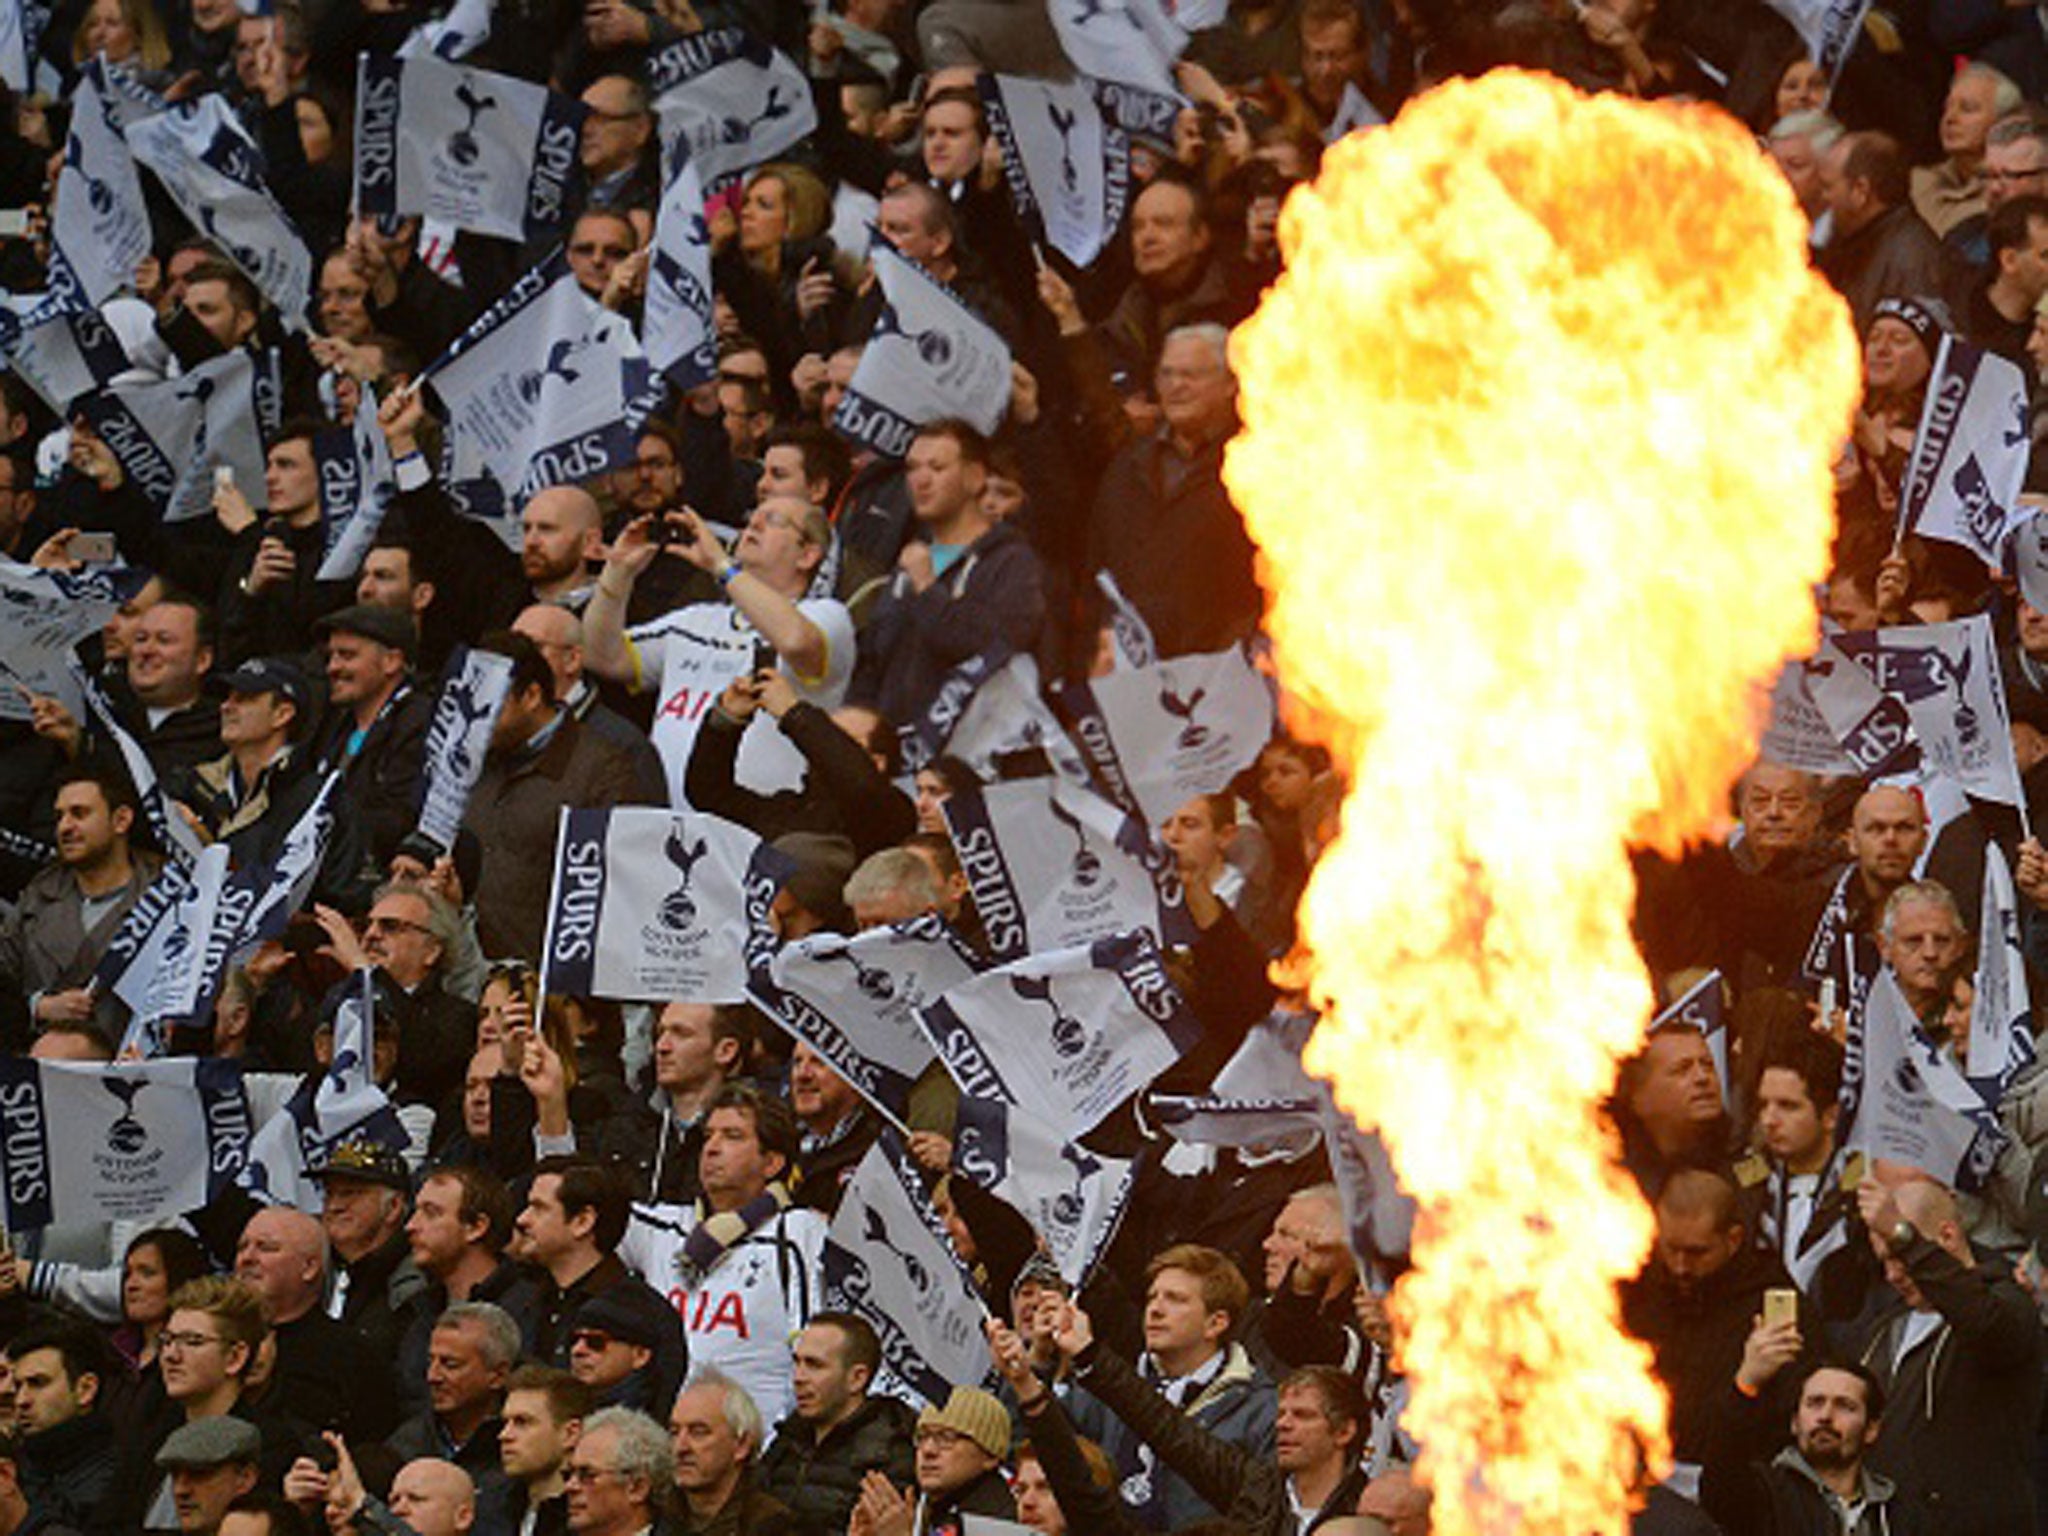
[561,1409,671,1536]
[310,881,474,1115]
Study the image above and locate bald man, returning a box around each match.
[234,1207,400,1441]
[520,488,605,609]
[386,1458,477,1536]
[511,604,665,801]
[1855,1174,2040,1535]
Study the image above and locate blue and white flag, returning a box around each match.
[312,384,397,580]
[900,650,1087,783]
[1152,1012,1330,1150]
[52,62,151,308]
[0,558,142,720]
[979,75,1128,269]
[2008,509,2048,616]
[1969,843,2036,1089]
[643,144,715,388]
[0,294,135,414]
[397,0,492,61]
[1828,616,2024,806]
[940,775,1193,964]
[919,929,1199,1137]
[0,0,33,92]
[112,842,229,1034]
[1898,336,2031,565]
[124,94,313,330]
[71,663,206,870]
[241,969,407,1210]
[834,242,1010,457]
[217,768,341,952]
[0,1056,250,1231]
[1794,633,1919,780]
[1061,642,1276,827]
[1652,971,1730,1109]
[421,250,657,538]
[1764,0,1875,81]
[354,54,583,243]
[823,1131,993,1406]
[1050,0,1186,95]
[1759,657,1863,777]
[1846,966,2004,1189]
[1097,570,1157,672]
[1091,78,1184,150]
[77,350,267,523]
[648,29,816,191]
[952,1096,1135,1286]
[415,646,514,855]
[746,913,985,1132]
[541,806,790,1003]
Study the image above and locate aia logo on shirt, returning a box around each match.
[668,1286,751,1339]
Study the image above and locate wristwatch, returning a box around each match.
[1890,1220,1918,1250]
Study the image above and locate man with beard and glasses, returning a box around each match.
[1702,1356,1917,1534]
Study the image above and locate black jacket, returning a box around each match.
[311,683,436,871]
[1701,1377,1921,1536]
[851,520,1046,726]
[16,1412,117,1534]
[755,1393,915,1536]
[683,702,916,860]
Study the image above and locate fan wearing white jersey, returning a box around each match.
[620,1085,826,1434]
[582,496,854,806]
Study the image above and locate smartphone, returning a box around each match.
[214,465,235,493]
[69,531,116,563]
[751,638,777,676]
[1818,977,1837,1025]
[1763,1287,1798,1330]
[261,516,291,542]
[0,210,30,238]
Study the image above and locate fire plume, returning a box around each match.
[1225,72,1859,1533]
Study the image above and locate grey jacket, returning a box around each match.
[0,847,164,1046]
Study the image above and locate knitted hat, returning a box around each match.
[1870,295,1949,359]
[916,1385,1011,1462]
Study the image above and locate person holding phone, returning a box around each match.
[583,496,854,811]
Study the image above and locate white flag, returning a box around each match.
[540,806,789,1003]
[939,775,1194,963]
[397,0,492,61]
[52,62,152,307]
[952,1096,1135,1286]
[241,970,408,1210]
[1764,0,1874,81]
[1898,335,2031,565]
[313,385,397,580]
[1097,570,1157,671]
[647,29,817,191]
[1320,1101,1416,1275]
[746,913,985,1131]
[643,144,716,388]
[0,0,30,92]
[918,929,1200,1138]
[1050,0,1186,95]
[0,1056,252,1231]
[124,94,313,330]
[1969,844,2036,1087]
[354,53,583,243]
[898,649,1088,783]
[72,664,206,870]
[2009,508,2048,615]
[1828,616,2024,806]
[121,842,230,1026]
[415,646,515,855]
[834,242,1010,456]
[1847,967,2002,1188]
[1758,656,1862,776]
[0,293,135,414]
[823,1132,993,1406]
[77,350,267,523]
[421,250,658,538]
[980,75,1129,268]
[1060,641,1276,826]
[0,559,140,719]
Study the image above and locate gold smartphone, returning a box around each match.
[1763,1287,1797,1329]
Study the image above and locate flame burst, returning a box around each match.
[1225,71,1859,1533]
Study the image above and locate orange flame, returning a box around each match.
[1225,71,1859,1534]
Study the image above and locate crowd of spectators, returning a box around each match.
[5,0,2048,1533]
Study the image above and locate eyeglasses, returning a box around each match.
[569,1330,618,1352]
[915,1428,971,1449]
[159,1331,225,1354]
[561,1464,623,1485]
[366,914,430,937]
